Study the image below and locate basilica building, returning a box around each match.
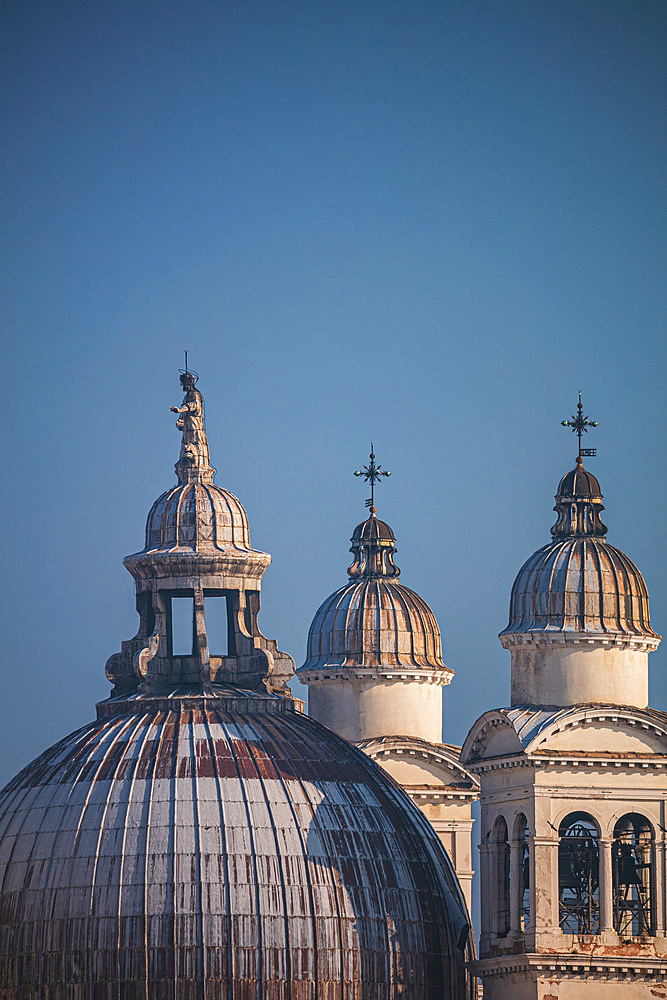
[0,374,664,999]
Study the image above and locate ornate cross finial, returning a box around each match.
[354,443,391,515]
[561,391,598,462]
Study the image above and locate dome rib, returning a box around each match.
[241,713,324,988]
[222,710,267,988]
[200,712,236,992]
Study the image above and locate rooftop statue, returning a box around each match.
[170,368,214,482]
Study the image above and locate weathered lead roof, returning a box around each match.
[0,694,473,999]
[143,481,258,555]
[500,458,660,642]
[461,704,667,764]
[298,514,452,676]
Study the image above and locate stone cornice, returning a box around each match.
[472,953,667,979]
[499,630,660,653]
[407,787,479,803]
[296,666,454,686]
[467,753,667,774]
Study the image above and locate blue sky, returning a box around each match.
[2,0,665,796]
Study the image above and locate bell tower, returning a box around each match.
[462,397,666,998]
[298,447,479,911]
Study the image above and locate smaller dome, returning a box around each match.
[351,516,396,543]
[299,514,452,677]
[501,536,659,639]
[501,459,660,643]
[556,460,603,499]
[143,481,255,554]
[300,577,447,671]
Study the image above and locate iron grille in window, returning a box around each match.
[519,818,531,932]
[558,814,600,935]
[494,818,510,937]
[613,814,654,937]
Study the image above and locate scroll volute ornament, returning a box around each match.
[347,519,401,579]
[550,456,608,540]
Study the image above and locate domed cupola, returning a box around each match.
[145,481,254,553]
[106,365,290,696]
[0,375,475,1000]
[297,447,453,744]
[500,395,660,709]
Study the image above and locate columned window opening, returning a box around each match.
[613,813,654,937]
[494,817,510,937]
[169,594,195,656]
[558,812,600,934]
[517,816,531,931]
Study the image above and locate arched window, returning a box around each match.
[613,814,654,937]
[558,812,600,934]
[516,815,531,931]
[493,817,510,937]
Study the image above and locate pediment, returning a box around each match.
[534,713,667,756]
[357,736,478,789]
[461,710,526,764]
[461,706,667,764]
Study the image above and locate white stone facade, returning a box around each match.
[462,705,667,997]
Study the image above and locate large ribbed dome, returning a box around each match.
[500,456,659,642]
[0,375,473,999]
[0,690,472,999]
[299,514,452,677]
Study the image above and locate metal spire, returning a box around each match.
[354,443,391,515]
[178,350,199,384]
[561,391,598,460]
